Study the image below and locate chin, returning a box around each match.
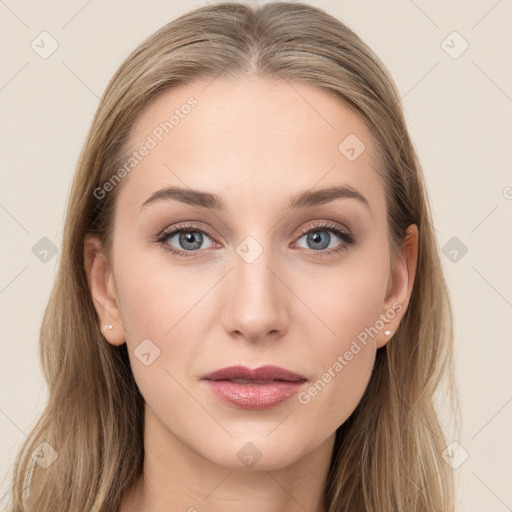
[196,432,314,471]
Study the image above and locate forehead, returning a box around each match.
[117,75,385,216]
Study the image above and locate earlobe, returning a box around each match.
[377,224,419,349]
[84,235,125,346]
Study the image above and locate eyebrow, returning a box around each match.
[140,184,370,212]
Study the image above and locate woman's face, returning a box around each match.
[87,75,416,471]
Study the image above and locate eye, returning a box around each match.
[294,221,354,257]
[155,223,216,257]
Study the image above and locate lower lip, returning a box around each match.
[203,379,306,409]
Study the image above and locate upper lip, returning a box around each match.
[202,365,307,382]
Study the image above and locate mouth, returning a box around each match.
[201,365,308,410]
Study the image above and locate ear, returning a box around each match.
[83,234,126,346]
[377,224,419,348]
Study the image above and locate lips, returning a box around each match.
[201,365,307,410]
[202,365,307,382]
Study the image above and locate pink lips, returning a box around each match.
[201,365,307,410]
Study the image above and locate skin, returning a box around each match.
[84,75,418,512]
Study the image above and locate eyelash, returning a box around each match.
[153,221,354,259]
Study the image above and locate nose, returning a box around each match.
[222,245,289,344]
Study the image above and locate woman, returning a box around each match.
[6,2,459,511]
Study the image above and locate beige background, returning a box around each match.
[1,0,511,510]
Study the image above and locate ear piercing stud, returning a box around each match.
[384,330,392,336]
[101,324,113,334]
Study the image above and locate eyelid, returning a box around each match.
[294,220,353,242]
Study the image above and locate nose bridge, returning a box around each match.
[223,235,288,341]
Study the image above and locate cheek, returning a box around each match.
[299,344,375,421]
[298,313,378,433]
[112,248,210,388]
[113,257,202,418]
[296,247,389,351]
[112,241,192,337]
[295,250,388,427]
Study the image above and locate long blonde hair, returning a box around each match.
[5,2,460,510]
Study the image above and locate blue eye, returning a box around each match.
[294,222,354,257]
[156,224,215,256]
[296,228,350,251]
